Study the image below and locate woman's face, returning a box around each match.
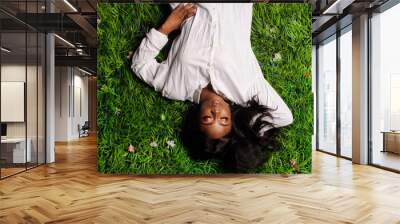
[199,98,232,139]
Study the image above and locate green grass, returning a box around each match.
[97,3,312,174]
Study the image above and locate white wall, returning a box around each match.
[55,66,69,141]
[54,66,89,141]
[72,72,89,138]
[1,65,26,139]
[1,65,25,129]
[1,65,41,137]
[1,63,46,164]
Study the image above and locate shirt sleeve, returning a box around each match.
[250,77,294,134]
[131,28,169,91]
[169,3,180,9]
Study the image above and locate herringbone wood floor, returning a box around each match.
[1,136,400,224]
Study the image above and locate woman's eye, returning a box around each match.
[202,116,212,122]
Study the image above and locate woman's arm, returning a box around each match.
[131,28,168,91]
[131,4,197,90]
[251,78,293,133]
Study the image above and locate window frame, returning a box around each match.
[315,23,353,161]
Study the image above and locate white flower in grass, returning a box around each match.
[115,107,121,115]
[272,52,282,62]
[167,140,176,148]
[150,141,158,148]
[128,144,135,153]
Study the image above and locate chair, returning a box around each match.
[79,121,90,138]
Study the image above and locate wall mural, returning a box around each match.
[97,3,312,174]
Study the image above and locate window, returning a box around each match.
[339,27,352,158]
[0,1,47,179]
[370,3,400,171]
[317,35,337,154]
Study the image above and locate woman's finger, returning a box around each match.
[184,3,196,12]
[188,4,197,11]
[190,5,197,13]
[186,9,197,18]
[175,3,184,13]
[185,4,197,17]
[186,12,195,19]
[184,3,195,8]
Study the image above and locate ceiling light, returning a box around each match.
[1,47,11,53]
[76,48,86,55]
[63,0,78,12]
[54,34,75,48]
[78,67,92,76]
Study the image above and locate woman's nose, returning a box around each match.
[211,107,220,114]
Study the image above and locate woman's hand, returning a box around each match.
[158,3,197,35]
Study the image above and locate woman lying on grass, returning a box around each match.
[131,3,293,172]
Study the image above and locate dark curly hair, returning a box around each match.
[181,99,281,173]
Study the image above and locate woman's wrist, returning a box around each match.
[158,24,171,35]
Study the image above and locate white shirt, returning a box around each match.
[131,3,293,131]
